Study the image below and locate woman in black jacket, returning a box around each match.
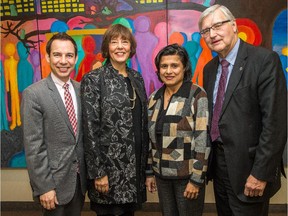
[81,24,149,216]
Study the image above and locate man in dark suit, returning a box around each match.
[198,4,287,216]
[21,33,86,216]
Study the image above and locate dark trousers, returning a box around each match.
[43,174,85,216]
[155,176,205,216]
[213,144,269,216]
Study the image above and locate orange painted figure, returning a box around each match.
[192,38,213,86]
[4,43,21,130]
[40,42,51,78]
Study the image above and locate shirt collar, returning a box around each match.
[219,38,240,66]
[51,72,72,88]
[154,81,192,100]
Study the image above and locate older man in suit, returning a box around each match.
[199,4,287,216]
[21,32,86,216]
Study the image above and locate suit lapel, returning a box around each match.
[71,79,81,142]
[46,74,75,137]
[221,41,248,117]
[206,58,219,122]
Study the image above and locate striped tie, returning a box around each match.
[63,83,77,135]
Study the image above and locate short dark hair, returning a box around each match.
[154,44,192,83]
[46,32,78,57]
[101,24,137,59]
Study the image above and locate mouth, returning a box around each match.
[164,76,174,80]
[212,39,221,45]
[58,67,69,72]
[115,52,126,56]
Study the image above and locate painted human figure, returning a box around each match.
[75,35,96,81]
[17,42,34,92]
[4,42,21,130]
[0,54,9,131]
[30,49,42,83]
[134,16,161,96]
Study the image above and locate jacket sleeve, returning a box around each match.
[189,87,210,186]
[145,94,155,177]
[251,51,287,182]
[21,87,56,197]
[81,73,107,180]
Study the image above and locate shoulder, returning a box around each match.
[204,56,218,70]
[240,40,277,61]
[23,78,48,95]
[191,83,206,94]
[71,79,80,88]
[81,67,105,87]
[127,67,143,80]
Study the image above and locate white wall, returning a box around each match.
[1,168,287,203]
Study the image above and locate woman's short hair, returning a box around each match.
[154,43,192,83]
[101,24,137,59]
[46,32,78,57]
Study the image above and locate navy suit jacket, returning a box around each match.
[203,39,287,202]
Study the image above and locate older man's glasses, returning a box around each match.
[200,20,231,37]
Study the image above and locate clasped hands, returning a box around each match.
[244,175,267,197]
[145,177,200,199]
[95,175,109,194]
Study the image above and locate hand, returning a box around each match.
[145,176,157,193]
[95,175,109,194]
[184,182,199,199]
[244,175,267,197]
[40,190,58,210]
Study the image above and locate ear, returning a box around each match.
[75,55,78,64]
[45,53,50,63]
[232,20,238,33]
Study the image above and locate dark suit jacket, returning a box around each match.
[203,39,287,203]
[21,74,87,205]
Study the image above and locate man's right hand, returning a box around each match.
[40,190,58,210]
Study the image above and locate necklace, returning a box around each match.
[129,85,136,109]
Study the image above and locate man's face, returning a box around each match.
[45,39,78,82]
[200,9,238,58]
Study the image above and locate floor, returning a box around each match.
[1,211,287,216]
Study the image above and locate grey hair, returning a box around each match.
[198,4,236,31]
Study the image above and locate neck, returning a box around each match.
[165,82,183,96]
[111,62,127,77]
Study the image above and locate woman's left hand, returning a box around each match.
[184,182,199,199]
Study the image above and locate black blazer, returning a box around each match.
[203,39,287,203]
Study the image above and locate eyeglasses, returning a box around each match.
[200,20,231,37]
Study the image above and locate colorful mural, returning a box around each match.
[1,0,287,167]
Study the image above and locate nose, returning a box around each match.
[166,66,172,74]
[209,28,217,38]
[117,41,124,48]
[60,55,67,63]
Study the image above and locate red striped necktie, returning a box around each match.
[63,83,77,135]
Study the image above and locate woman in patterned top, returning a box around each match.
[81,24,149,216]
[145,44,210,216]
